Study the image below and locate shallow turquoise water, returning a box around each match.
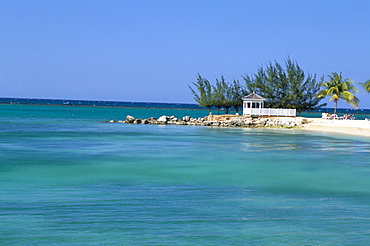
[1,104,370,245]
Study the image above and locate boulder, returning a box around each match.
[182,116,190,122]
[148,117,157,124]
[133,119,142,124]
[231,118,243,124]
[244,119,253,126]
[157,115,168,123]
[126,115,135,123]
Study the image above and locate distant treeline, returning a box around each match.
[0,98,202,109]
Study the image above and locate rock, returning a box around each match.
[300,118,308,124]
[244,120,253,126]
[253,119,263,126]
[182,116,190,122]
[231,117,243,124]
[126,115,135,123]
[148,117,157,124]
[175,121,186,125]
[212,121,221,126]
[157,115,168,124]
[112,115,304,129]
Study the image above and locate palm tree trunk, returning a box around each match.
[334,100,338,115]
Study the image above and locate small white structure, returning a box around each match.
[242,92,296,116]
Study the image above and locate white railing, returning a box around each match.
[243,108,296,116]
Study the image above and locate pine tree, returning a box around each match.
[243,58,325,115]
[188,74,213,111]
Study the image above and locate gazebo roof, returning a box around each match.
[242,92,266,101]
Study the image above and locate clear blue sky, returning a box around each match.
[1,0,370,108]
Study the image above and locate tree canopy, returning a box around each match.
[189,75,243,114]
[359,78,370,93]
[317,72,359,114]
[188,74,213,111]
[188,58,368,115]
[242,58,326,115]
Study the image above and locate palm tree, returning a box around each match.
[359,78,370,93]
[317,72,359,114]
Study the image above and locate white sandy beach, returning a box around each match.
[301,118,370,137]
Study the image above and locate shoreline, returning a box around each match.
[114,114,370,138]
[301,118,370,137]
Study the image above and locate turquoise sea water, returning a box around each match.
[1,104,370,245]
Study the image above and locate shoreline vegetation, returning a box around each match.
[107,114,370,138]
[189,58,326,116]
[189,58,370,117]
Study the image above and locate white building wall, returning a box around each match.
[243,108,296,117]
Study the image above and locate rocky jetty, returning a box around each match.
[108,114,308,128]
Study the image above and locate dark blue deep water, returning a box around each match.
[1,101,370,245]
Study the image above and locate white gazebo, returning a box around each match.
[242,92,296,116]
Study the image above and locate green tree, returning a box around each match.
[229,79,244,113]
[243,58,325,115]
[212,76,229,114]
[189,75,243,114]
[317,72,359,114]
[359,78,370,93]
[284,59,326,115]
[188,74,213,111]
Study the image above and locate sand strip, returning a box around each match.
[301,118,370,137]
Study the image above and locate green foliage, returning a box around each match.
[190,58,356,116]
[188,74,213,111]
[212,76,230,114]
[359,78,370,93]
[189,75,243,114]
[243,58,325,115]
[317,72,359,114]
[229,80,243,113]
